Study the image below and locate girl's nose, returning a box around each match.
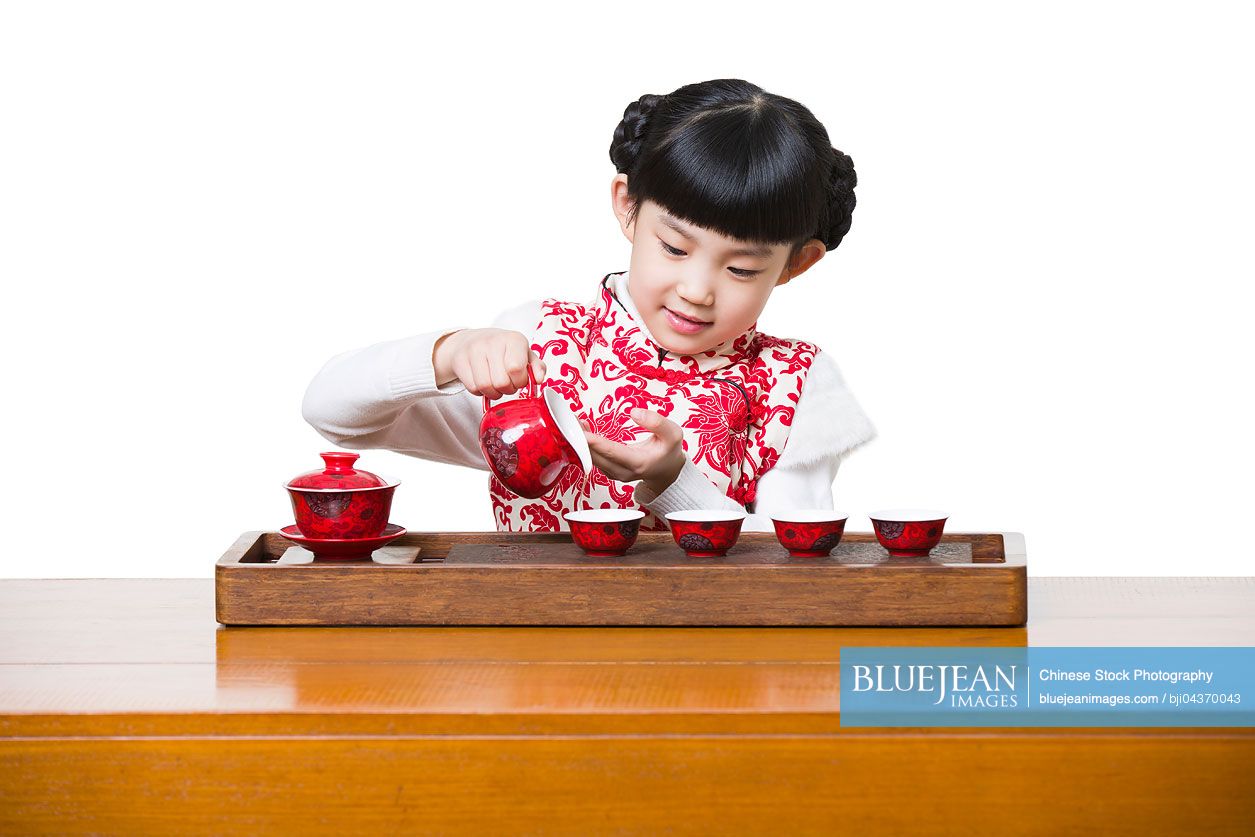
[675,275,716,308]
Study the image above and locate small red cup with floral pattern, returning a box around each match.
[285,452,398,539]
[665,510,746,557]
[479,367,592,499]
[770,510,849,557]
[564,509,645,557]
[868,509,949,557]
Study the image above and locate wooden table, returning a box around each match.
[2,578,1253,835]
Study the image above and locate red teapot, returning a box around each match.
[479,367,590,498]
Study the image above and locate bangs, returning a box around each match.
[633,106,827,249]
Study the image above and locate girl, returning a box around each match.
[302,78,876,533]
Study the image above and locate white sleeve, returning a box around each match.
[632,459,748,528]
[747,349,877,529]
[299,299,543,470]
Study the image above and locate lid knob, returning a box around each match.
[320,452,360,475]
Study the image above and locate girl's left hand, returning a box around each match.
[581,409,686,491]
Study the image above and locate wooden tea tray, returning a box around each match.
[215,531,1027,626]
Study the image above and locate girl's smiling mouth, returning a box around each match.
[664,307,713,333]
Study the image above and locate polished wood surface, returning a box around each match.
[3,577,1254,835]
[216,530,1026,626]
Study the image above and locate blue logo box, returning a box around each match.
[840,647,1255,727]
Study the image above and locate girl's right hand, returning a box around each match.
[432,328,548,400]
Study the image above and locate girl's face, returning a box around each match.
[612,177,826,356]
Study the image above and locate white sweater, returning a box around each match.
[301,272,877,532]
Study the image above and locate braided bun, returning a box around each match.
[818,148,858,251]
[609,93,664,175]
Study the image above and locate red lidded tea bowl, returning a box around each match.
[285,452,398,539]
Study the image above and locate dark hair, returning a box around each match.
[609,79,857,260]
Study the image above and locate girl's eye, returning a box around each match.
[660,238,760,278]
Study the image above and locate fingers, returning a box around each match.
[585,446,633,482]
[468,334,547,400]
[630,408,657,430]
[529,349,547,384]
[586,430,648,479]
[630,408,683,443]
[493,338,545,396]
[498,340,529,394]
[454,328,547,401]
[470,350,498,400]
[569,409,686,485]
[583,429,623,465]
[583,429,616,460]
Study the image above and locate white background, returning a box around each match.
[2,1,1252,578]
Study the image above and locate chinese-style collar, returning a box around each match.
[596,270,759,382]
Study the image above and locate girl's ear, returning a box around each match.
[780,239,827,284]
[610,174,636,243]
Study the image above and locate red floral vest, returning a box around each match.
[488,271,819,532]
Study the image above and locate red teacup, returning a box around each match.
[869,509,949,557]
[665,510,746,557]
[564,509,645,557]
[285,452,398,539]
[479,367,591,499]
[770,510,850,557]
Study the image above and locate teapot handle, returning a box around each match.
[482,365,538,413]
